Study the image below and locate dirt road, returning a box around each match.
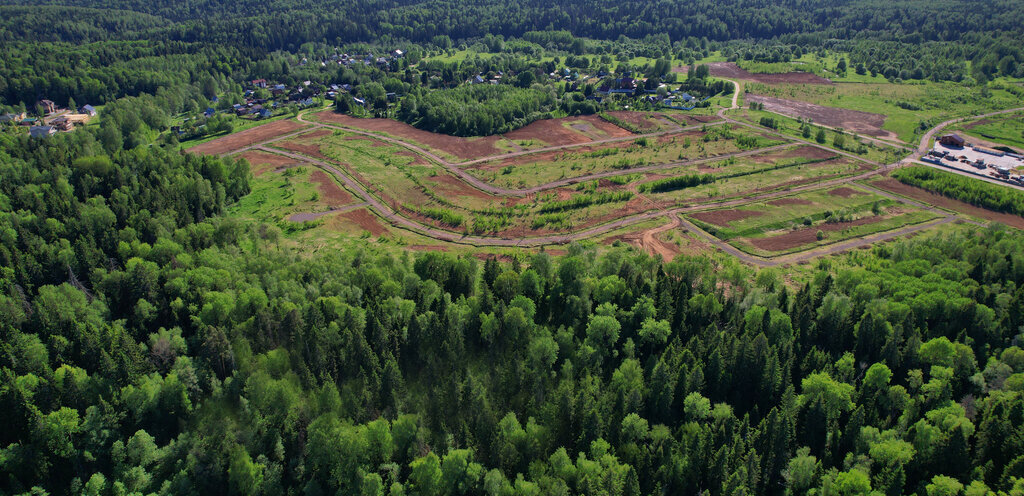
[209,91,1018,262]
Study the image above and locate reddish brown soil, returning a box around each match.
[236,150,300,176]
[187,120,308,154]
[424,174,491,199]
[602,226,682,261]
[273,140,329,161]
[328,208,387,236]
[828,187,866,198]
[504,114,633,145]
[767,198,814,206]
[873,178,1024,229]
[300,129,333,139]
[315,111,503,159]
[749,216,884,251]
[745,94,893,139]
[673,62,832,85]
[310,170,353,206]
[691,209,764,227]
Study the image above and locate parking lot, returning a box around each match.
[928,142,1024,184]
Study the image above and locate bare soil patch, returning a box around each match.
[767,198,814,206]
[750,216,883,251]
[504,115,632,146]
[310,170,353,206]
[300,129,333,139]
[828,187,866,198]
[424,174,492,199]
[315,111,502,160]
[873,178,1024,229]
[274,140,329,161]
[673,62,832,85]
[187,120,308,154]
[603,111,665,132]
[691,209,764,227]
[236,150,300,176]
[327,208,387,236]
[745,94,893,139]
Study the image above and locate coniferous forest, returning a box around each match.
[2,0,1024,495]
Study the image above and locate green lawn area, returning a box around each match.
[230,165,342,228]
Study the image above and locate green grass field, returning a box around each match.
[728,108,908,164]
[950,111,1024,150]
[743,81,1021,143]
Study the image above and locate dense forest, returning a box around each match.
[2,0,1024,494]
[396,85,555,136]
[3,129,1024,494]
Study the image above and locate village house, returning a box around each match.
[251,79,268,88]
[939,134,966,147]
[0,111,26,123]
[30,125,56,138]
[79,104,97,116]
[50,117,73,131]
[38,100,57,114]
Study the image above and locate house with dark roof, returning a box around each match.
[939,134,965,147]
[30,125,56,138]
[0,112,26,123]
[39,100,57,114]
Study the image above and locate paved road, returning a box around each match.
[216,87,1017,259]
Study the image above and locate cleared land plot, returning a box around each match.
[673,61,832,85]
[643,146,868,203]
[230,165,352,224]
[871,177,1024,229]
[687,186,939,256]
[312,111,636,161]
[602,111,682,133]
[504,115,633,144]
[237,149,302,176]
[186,120,309,154]
[954,112,1024,151]
[729,109,906,164]
[743,81,1022,143]
[746,94,892,139]
[468,125,787,189]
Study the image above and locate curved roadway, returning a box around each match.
[223,82,1019,262]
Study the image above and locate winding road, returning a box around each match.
[220,81,1018,265]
